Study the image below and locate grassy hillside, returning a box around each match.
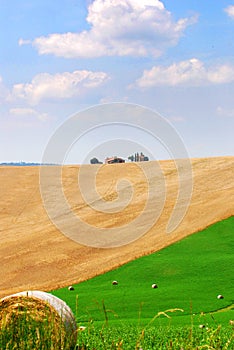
[52,216,234,327]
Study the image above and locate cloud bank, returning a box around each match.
[23,0,197,58]
[135,58,234,88]
[224,5,234,19]
[11,70,109,105]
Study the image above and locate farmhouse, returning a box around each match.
[105,156,125,164]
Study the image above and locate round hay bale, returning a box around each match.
[217,294,224,299]
[0,290,77,349]
[151,283,158,289]
[112,280,118,285]
[68,286,74,291]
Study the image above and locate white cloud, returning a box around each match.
[27,0,197,58]
[224,5,234,19]
[18,38,31,46]
[12,70,109,105]
[217,106,234,118]
[135,58,234,88]
[9,107,49,121]
[10,107,38,116]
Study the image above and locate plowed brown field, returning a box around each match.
[0,157,233,298]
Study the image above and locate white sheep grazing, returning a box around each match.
[152,283,158,289]
[217,294,224,299]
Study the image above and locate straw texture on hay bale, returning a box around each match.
[0,290,77,349]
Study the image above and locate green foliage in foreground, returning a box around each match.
[76,323,234,349]
[1,315,233,349]
[52,216,234,326]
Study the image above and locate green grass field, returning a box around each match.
[51,216,234,329]
[1,217,233,349]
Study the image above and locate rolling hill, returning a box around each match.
[0,156,233,298]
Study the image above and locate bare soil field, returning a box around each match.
[0,157,233,298]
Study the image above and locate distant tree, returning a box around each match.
[128,152,149,162]
[90,157,102,164]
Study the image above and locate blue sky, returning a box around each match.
[0,0,234,163]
